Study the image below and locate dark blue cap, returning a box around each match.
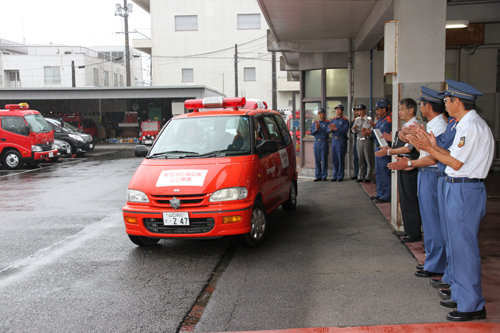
[355,104,367,110]
[419,86,444,104]
[317,108,326,113]
[443,79,483,101]
[335,105,344,111]
[375,100,388,109]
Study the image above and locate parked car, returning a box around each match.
[63,115,98,142]
[45,118,94,157]
[51,139,72,161]
[122,97,298,248]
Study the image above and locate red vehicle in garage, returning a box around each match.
[0,103,57,169]
[123,97,298,248]
[63,115,98,141]
[139,120,160,145]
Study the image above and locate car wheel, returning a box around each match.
[2,150,23,170]
[239,200,267,248]
[128,235,160,246]
[282,181,297,211]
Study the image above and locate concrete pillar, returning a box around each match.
[390,0,447,229]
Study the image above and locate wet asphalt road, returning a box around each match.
[0,149,450,332]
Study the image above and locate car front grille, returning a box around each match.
[150,194,207,207]
[37,142,54,151]
[143,217,215,234]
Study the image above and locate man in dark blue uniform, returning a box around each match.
[311,108,329,181]
[328,105,349,182]
[362,100,392,202]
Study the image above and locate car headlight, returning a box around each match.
[53,144,61,150]
[31,145,43,152]
[68,134,85,142]
[127,189,150,203]
[209,187,248,202]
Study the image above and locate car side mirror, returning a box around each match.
[257,140,278,156]
[134,145,149,157]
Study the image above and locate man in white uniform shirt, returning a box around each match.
[376,98,422,242]
[409,80,494,322]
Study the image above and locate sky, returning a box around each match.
[0,0,151,47]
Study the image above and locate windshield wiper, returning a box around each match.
[147,150,199,159]
[182,150,227,158]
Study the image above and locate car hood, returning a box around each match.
[129,156,248,196]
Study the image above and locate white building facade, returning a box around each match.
[0,39,144,88]
[132,0,299,111]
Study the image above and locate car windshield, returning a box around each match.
[142,122,158,132]
[63,122,79,132]
[65,120,79,128]
[149,116,251,157]
[24,114,52,133]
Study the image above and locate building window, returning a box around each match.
[112,51,124,63]
[4,70,21,88]
[120,74,124,87]
[113,73,118,87]
[93,68,99,86]
[175,15,198,31]
[104,71,109,87]
[44,66,61,84]
[182,68,194,82]
[237,14,260,29]
[244,67,256,81]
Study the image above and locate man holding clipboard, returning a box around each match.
[362,100,392,203]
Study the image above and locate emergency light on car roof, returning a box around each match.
[5,103,29,110]
[184,97,247,111]
[243,99,268,110]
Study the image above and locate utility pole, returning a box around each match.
[234,44,238,97]
[272,52,277,110]
[124,0,131,86]
[115,1,133,86]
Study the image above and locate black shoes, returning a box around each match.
[416,264,423,270]
[397,231,408,237]
[337,179,343,182]
[447,308,486,322]
[356,179,363,182]
[440,299,457,308]
[430,278,451,289]
[330,178,337,182]
[439,289,452,300]
[374,198,389,203]
[369,195,379,200]
[313,178,322,182]
[350,176,357,180]
[401,235,423,243]
[363,179,371,183]
[415,270,444,278]
[322,178,328,181]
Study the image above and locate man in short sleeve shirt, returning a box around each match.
[409,80,494,322]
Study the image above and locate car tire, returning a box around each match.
[239,200,267,248]
[128,235,160,246]
[2,150,23,170]
[282,181,297,211]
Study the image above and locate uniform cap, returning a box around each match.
[375,100,388,109]
[419,86,444,104]
[443,79,483,101]
[317,107,326,113]
[334,105,344,111]
[355,104,367,110]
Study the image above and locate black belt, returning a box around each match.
[445,177,484,183]
[316,139,326,142]
[437,171,446,177]
[419,167,438,173]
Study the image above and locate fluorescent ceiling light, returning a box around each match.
[446,20,469,29]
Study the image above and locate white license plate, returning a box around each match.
[89,144,93,149]
[163,212,189,226]
[66,149,71,154]
[49,152,54,157]
[144,140,152,144]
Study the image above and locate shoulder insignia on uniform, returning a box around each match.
[458,136,465,148]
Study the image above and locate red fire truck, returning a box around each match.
[0,103,58,169]
[139,120,161,145]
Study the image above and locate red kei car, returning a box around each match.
[122,97,298,248]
